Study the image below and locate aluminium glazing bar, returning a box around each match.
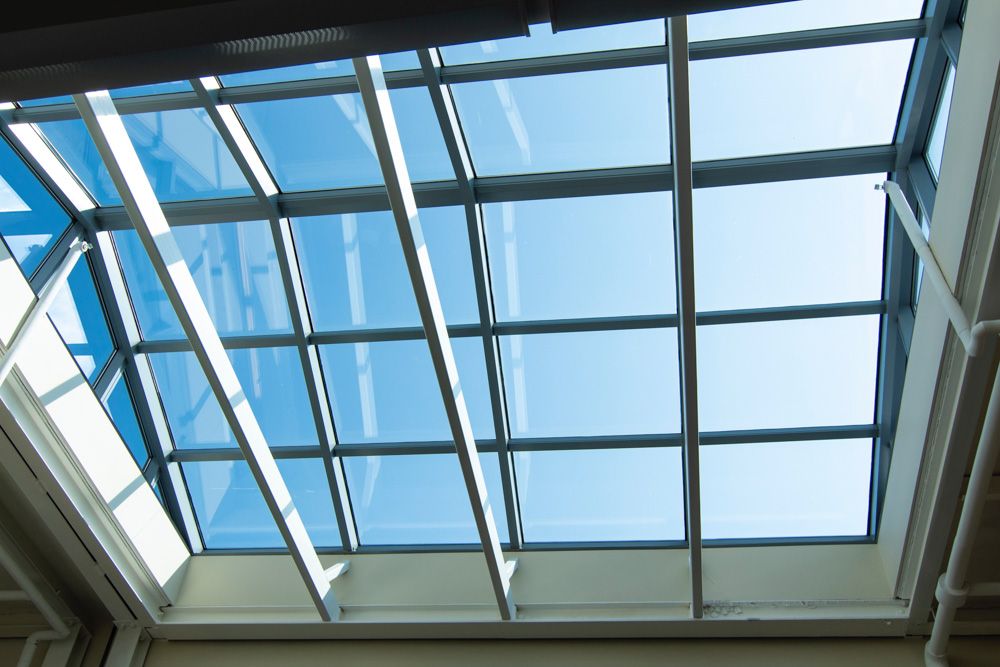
[190,76,359,551]
[91,145,898,230]
[419,47,523,550]
[667,16,703,620]
[354,54,516,621]
[74,90,342,622]
[3,17,927,125]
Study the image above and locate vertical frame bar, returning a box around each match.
[667,16,704,619]
[354,55,516,620]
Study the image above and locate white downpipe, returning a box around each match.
[0,536,72,667]
[0,240,91,386]
[883,180,1000,667]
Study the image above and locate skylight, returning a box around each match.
[0,1,938,559]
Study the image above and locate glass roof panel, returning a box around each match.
[236,86,452,192]
[344,453,507,545]
[113,221,292,340]
[516,447,685,543]
[150,347,317,449]
[926,62,957,182]
[690,40,914,161]
[500,329,680,438]
[38,109,254,205]
[103,375,151,468]
[694,174,886,311]
[320,338,493,444]
[483,193,676,321]
[184,458,341,549]
[218,51,419,87]
[452,66,670,176]
[293,207,477,331]
[48,259,114,383]
[701,439,872,539]
[19,82,194,108]
[440,20,664,65]
[0,136,71,276]
[697,315,880,432]
[688,0,925,42]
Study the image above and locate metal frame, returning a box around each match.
[353,54,516,620]
[0,3,964,563]
[73,89,342,622]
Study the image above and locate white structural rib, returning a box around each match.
[0,238,89,386]
[353,55,517,620]
[667,16,704,619]
[73,90,341,622]
[883,180,1000,667]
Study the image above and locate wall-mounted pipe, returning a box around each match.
[883,180,1000,667]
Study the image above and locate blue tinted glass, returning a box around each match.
[150,347,317,449]
[344,453,507,545]
[113,221,291,340]
[104,377,150,468]
[220,60,353,87]
[690,41,913,161]
[688,0,924,42]
[0,136,71,276]
[694,174,886,311]
[39,110,254,205]
[515,448,684,542]
[18,96,73,107]
[500,329,680,438]
[701,439,872,539]
[484,193,675,321]
[697,315,880,431]
[20,82,192,107]
[379,51,420,70]
[184,458,340,549]
[926,63,956,181]
[441,20,663,64]
[48,259,114,382]
[294,207,477,331]
[320,338,492,444]
[453,66,669,175]
[236,87,452,192]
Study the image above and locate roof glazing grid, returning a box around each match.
[0,0,936,553]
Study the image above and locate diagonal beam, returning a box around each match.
[73,90,341,622]
[190,76,359,551]
[667,16,704,620]
[353,55,516,620]
[418,47,523,550]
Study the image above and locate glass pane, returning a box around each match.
[48,259,114,382]
[0,136,71,276]
[113,220,291,340]
[500,329,680,438]
[344,453,507,545]
[320,338,492,444]
[184,458,340,549]
[236,86,452,192]
[293,207,477,331]
[19,82,192,107]
[690,40,913,161]
[441,20,663,64]
[926,62,957,182]
[694,174,886,311]
[453,66,669,176]
[697,315,879,431]
[218,51,417,87]
[39,110,254,205]
[913,211,931,308]
[484,193,675,321]
[150,347,317,449]
[103,376,150,468]
[701,439,872,539]
[688,0,925,42]
[515,448,684,542]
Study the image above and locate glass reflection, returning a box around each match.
[48,259,114,382]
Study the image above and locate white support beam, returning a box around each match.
[0,239,90,386]
[73,90,341,622]
[667,16,704,620]
[353,55,516,621]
